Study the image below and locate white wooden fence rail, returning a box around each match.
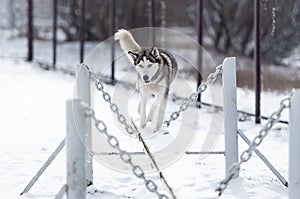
[222,57,239,178]
[66,99,86,199]
[289,89,300,199]
[76,64,93,186]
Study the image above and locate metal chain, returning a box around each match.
[216,97,291,196]
[165,64,223,126]
[80,63,223,130]
[80,102,169,199]
[81,64,136,136]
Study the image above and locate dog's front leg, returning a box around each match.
[139,94,147,128]
[147,103,156,122]
[151,96,167,132]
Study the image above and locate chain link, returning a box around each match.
[216,97,291,196]
[81,64,136,136]
[80,102,169,199]
[165,64,223,126]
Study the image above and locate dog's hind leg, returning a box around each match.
[138,101,141,114]
[139,94,147,128]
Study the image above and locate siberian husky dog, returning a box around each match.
[115,29,178,132]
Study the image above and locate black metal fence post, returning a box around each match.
[27,0,33,61]
[197,0,203,107]
[254,0,261,123]
[110,0,116,83]
[79,0,86,63]
[52,0,57,69]
[149,0,155,45]
[150,0,155,27]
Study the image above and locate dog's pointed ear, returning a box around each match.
[128,51,138,61]
[150,47,159,58]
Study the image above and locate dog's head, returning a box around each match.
[128,47,161,84]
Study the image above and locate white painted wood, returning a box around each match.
[222,57,239,178]
[238,130,288,186]
[289,89,300,199]
[76,64,93,185]
[20,139,65,195]
[66,99,86,199]
[54,185,67,199]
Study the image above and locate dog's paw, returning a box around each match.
[147,115,152,122]
[149,123,162,133]
[140,117,147,128]
[153,128,160,133]
[153,127,161,133]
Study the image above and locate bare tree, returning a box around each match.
[7,0,16,29]
[57,0,149,41]
[1,0,27,35]
[57,0,195,41]
[189,0,300,66]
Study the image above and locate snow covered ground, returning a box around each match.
[0,58,292,199]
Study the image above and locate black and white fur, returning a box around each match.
[115,29,177,132]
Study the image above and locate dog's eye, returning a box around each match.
[148,64,153,67]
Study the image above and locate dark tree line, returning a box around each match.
[58,0,152,41]
[57,0,194,41]
[57,0,299,66]
[3,0,299,66]
[189,0,300,65]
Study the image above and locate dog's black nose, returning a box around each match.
[143,75,149,81]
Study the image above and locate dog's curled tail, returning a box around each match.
[115,29,141,53]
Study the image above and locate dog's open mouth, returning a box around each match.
[144,80,150,84]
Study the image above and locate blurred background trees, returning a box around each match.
[193,0,300,66]
[2,0,300,66]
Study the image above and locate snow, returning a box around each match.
[0,58,292,199]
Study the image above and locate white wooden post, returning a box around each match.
[66,99,86,199]
[76,64,93,185]
[222,57,239,178]
[289,89,300,199]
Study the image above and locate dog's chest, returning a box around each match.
[139,81,167,95]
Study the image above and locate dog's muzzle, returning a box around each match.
[143,75,150,83]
